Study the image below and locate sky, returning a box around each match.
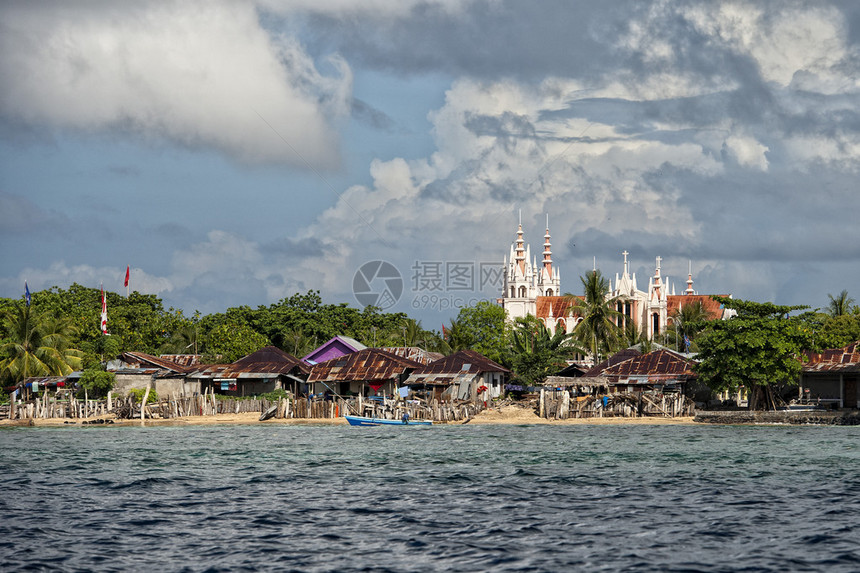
[1,0,859,327]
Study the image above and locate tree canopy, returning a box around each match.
[694,296,811,410]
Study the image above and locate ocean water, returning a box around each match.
[1,423,858,572]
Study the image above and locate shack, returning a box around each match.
[600,349,698,393]
[307,348,422,397]
[302,335,366,365]
[188,346,309,397]
[114,352,199,397]
[800,341,860,409]
[403,349,509,403]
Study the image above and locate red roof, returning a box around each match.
[584,348,642,377]
[803,341,860,373]
[308,348,423,383]
[666,295,728,321]
[535,296,581,320]
[188,346,309,379]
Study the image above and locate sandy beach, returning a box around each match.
[1,404,696,427]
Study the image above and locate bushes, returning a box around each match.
[128,387,158,404]
[78,368,116,398]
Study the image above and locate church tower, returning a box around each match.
[536,215,561,297]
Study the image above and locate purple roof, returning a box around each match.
[302,335,367,365]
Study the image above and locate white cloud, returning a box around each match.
[724,132,769,171]
[0,1,351,167]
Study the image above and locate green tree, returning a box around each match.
[204,322,270,363]
[78,368,116,398]
[0,304,83,384]
[508,316,577,385]
[448,301,510,363]
[695,297,811,410]
[827,290,856,317]
[566,270,622,362]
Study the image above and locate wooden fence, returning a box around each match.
[3,391,485,423]
[538,388,695,419]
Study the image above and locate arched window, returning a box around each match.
[510,286,515,297]
[652,313,660,337]
[518,286,527,297]
[546,289,554,296]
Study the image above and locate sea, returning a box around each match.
[1,423,858,572]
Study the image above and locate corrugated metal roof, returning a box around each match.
[803,341,860,373]
[404,371,480,386]
[121,352,196,373]
[584,348,642,377]
[603,349,697,379]
[157,354,202,368]
[377,347,445,365]
[308,348,422,383]
[189,346,309,379]
[416,349,510,375]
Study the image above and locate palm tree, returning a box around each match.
[827,290,856,317]
[667,299,711,352]
[566,270,622,363]
[509,316,580,384]
[0,304,83,384]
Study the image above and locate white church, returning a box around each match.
[499,218,730,340]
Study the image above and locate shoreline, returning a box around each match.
[0,405,697,427]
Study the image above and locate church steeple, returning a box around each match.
[542,214,552,276]
[685,260,696,295]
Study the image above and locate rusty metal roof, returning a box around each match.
[308,348,423,383]
[189,346,309,379]
[157,354,202,368]
[416,349,510,375]
[584,348,642,377]
[603,349,697,379]
[803,341,860,373]
[377,347,445,365]
[404,371,480,386]
[121,352,196,373]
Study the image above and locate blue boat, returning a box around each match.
[344,415,432,427]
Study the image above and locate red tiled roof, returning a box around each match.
[416,349,510,375]
[308,348,423,383]
[535,296,581,320]
[603,349,697,379]
[803,341,860,373]
[666,295,728,321]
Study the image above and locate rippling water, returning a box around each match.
[1,423,859,572]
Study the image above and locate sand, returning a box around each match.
[1,405,695,427]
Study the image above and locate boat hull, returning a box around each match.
[344,415,432,427]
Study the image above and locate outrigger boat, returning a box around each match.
[344,415,432,427]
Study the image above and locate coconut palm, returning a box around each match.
[667,299,711,352]
[565,270,622,363]
[509,316,580,385]
[827,290,856,317]
[0,304,83,384]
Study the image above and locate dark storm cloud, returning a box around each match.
[301,1,642,81]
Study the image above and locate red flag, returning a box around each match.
[100,285,108,334]
[124,266,129,287]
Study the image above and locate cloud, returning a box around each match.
[0,1,351,167]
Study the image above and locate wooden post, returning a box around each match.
[140,381,151,425]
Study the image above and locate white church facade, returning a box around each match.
[499,220,730,340]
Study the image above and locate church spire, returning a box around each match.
[542,214,552,276]
[515,210,526,275]
[685,260,695,295]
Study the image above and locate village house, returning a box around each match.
[187,346,309,397]
[302,335,366,365]
[112,351,200,397]
[800,341,860,409]
[404,349,510,403]
[307,347,422,397]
